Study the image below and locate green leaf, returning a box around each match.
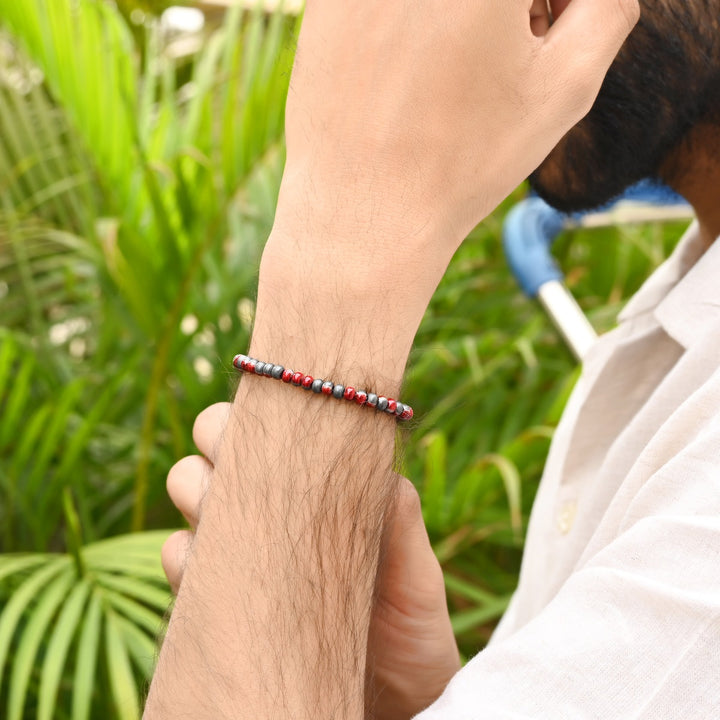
[83,530,172,563]
[72,590,102,720]
[104,590,166,637]
[0,331,19,405]
[7,566,75,720]
[38,578,92,720]
[422,431,448,532]
[0,553,50,583]
[0,556,69,698]
[25,377,85,497]
[1,0,138,202]
[116,614,158,679]
[0,351,34,448]
[450,596,512,635]
[95,572,170,612]
[444,573,500,607]
[481,453,523,537]
[105,607,141,720]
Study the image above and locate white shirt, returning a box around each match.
[416,223,720,719]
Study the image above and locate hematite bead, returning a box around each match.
[254,361,265,375]
[263,363,273,377]
[311,379,324,393]
[271,364,284,379]
[366,393,378,408]
[376,397,388,412]
[321,381,334,395]
[395,402,405,416]
[332,384,345,399]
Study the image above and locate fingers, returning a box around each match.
[161,530,194,595]
[545,0,640,78]
[529,0,551,37]
[192,402,232,463]
[166,454,211,528]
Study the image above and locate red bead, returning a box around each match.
[321,384,333,395]
[387,399,397,413]
[343,386,356,401]
[282,369,293,382]
[354,391,367,405]
[246,360,256,373]
[400,407,413,420]
[237,357,246,370]
[302,375,314,389]
[292,372,304,386]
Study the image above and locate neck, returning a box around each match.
[662,123,720,249]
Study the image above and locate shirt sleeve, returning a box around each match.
[413,411,720,719]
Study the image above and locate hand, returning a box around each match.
[162,403,461,720]
[273,0,640,260]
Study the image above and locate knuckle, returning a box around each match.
[192,401,232,452]
[166,455,202,496]
[569,74,600,116]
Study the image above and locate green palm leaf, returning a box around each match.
[1,0,137,205]
[105,607,141,720]
[7,567,76,720]
[38,578,92,720]
[0,531,171,719]
[72,590,103,720]
[0,556,70,696]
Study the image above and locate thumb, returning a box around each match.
[377,477,446,615]
[544,0,640,108]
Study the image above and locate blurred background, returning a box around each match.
[0,1,689,717]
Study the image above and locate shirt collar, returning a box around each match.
[618,221,720,349]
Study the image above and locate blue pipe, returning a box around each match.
[502,180,687,298]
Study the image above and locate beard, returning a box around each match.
[529,0,720,213]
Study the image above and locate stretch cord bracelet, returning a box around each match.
[232,354,414,421]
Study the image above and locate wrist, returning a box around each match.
[253,225,441,387]
[271,168,463,275]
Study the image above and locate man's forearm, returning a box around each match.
[145,222,440,719]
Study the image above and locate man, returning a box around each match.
[145,0,720,717]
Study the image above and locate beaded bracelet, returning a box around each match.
[232,354,414,421]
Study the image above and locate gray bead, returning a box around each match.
[254,361,265,375]
[332,384,345,399]
[271,364,284,379]
[366,393,378,407]
[395,402,405,416]
[377,396,388,412]
[263,363,274,377]
[322,381,334,394]
[311,379,324,393]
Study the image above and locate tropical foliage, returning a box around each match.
[0,0,685,716]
